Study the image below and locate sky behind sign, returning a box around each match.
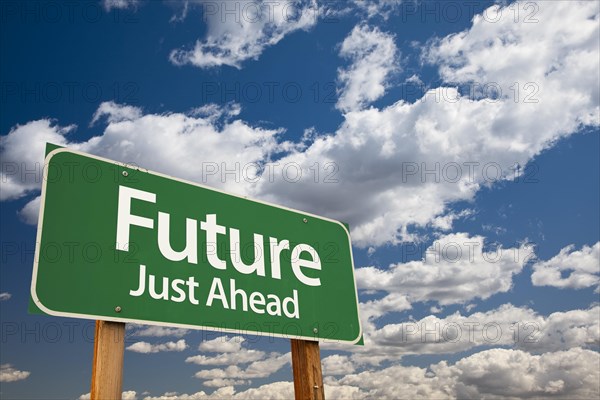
[0,1,599,399]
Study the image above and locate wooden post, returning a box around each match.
[91,321,126,400]
[291,339,325,400]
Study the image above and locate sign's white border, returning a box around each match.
[30,147,363,345]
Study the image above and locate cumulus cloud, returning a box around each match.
[142,347,600,399]
[355,233,533,305]
[322,355,356,376]
[142,381,362,400]
[0,101,288,224]
[2,3,598,249]
[186,349,265,366]
[142,382,292,400]
[0,364,30,382]
[123,391,139,400]
[330,347,600,399]
[324,302,599,367]
[101,0,139,12]
[352,0,402,20]
[198,336,245,353]
[255,0,599,247]
[532,242,600,290]
[425,1,599,119]
[0,292,11,301]
[193,352,290,381]
[203,379,250,388]
[0,120,72,201]
[16,195,40,225]
[337,25,399,112]
[91,101,142,125]
[187,340,290,388]
[128,325,190,338]
[126,339,188,353]
[169,0,318,69]
[79,390,137,400]
[357,292,412,341]
[450,347,600,399]
[368,304,600,357]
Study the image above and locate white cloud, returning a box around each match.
[464,303,476,313]
[368,304,600,356]
[255,1,599,247]
[0,364,30,382]
[351,0,402,20]
[203,379,250,388]
[186,349,265,366]
[2,3,599,249]
[189,102,241,121]
[169,0,318,69]
[0,102,287,224]
[521,306,600,353]
[0,120,72,201]
[91,101,142,125]
[450,347,600,399]
[430,305,443,314]
[128,325,190,338]
[324,301,599,368]
[189,340,288,387]
[194,352,290,381]
[430,209,474,231]
[140,347,600,399]
[142,383,292,400]
[198,336,245,353]
[0,292,11,301]
[322,355,355,376]
[355,233,533,305]
[102,0,139,12]
[143,382,364,400]
[425,1,599,121]
[330,347,600,400]
[227,382,293,399]
[337,25,399,112]
[79,390,137,400]
[122,391,138,400]
[126,339,188,353]
[358,292,412,340]
[140,388,232,400]
[329,363,454,399]
[532,242,600,290]
[17,195,40,225]
[149,348,600,399]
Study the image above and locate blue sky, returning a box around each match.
[1,1,599,399]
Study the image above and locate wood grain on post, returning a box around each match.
[91,321,126,400]
[291,339,325,400]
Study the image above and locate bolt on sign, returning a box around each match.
[30,146,362,344]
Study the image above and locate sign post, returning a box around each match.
[90,321,125,400]
[291,339,324,400]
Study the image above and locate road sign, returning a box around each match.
[31,146,362,344]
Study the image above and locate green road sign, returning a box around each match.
[31,147,362,344]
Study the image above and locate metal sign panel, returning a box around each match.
[31,147,362,344]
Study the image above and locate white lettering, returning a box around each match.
[116,186,156,252]
[230,229,265,276]
[269,237,289,280]
[200,214,227,270]
[157,212,198,264]
[206,277,228,308]
[291,244,321,286]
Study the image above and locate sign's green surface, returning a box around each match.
[31,147,362,344]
